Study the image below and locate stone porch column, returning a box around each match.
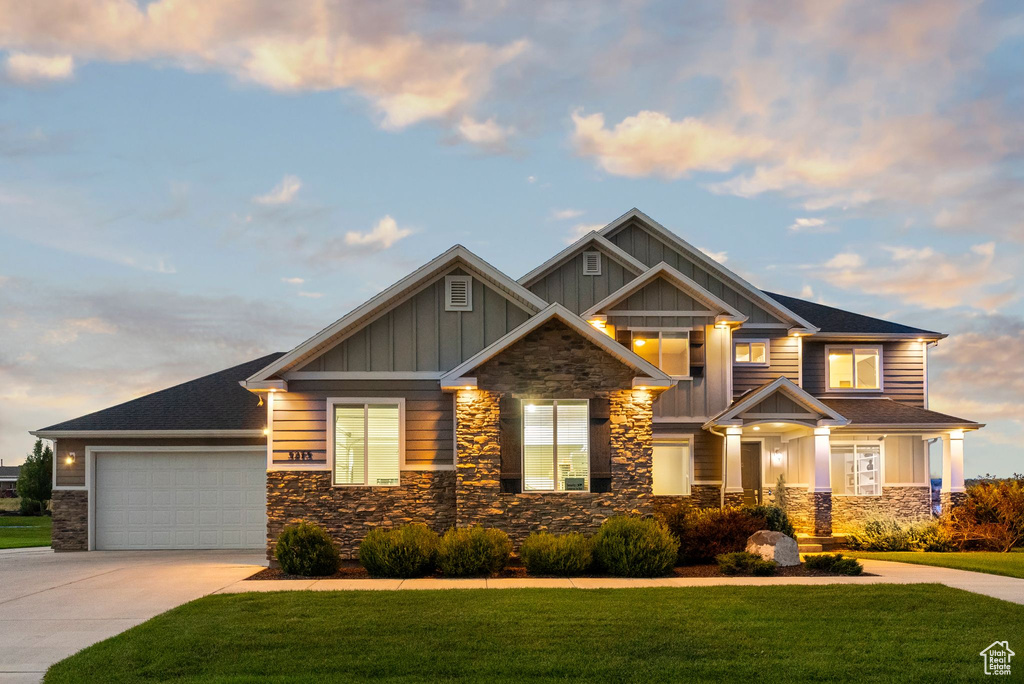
[724,426,744,507]
[941,430,966,511]
[808,427,832,536]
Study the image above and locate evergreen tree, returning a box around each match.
[16,438,53,513]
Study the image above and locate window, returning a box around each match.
[734,340,769,366]
[445,275,472,311]
[330,399,402,486]
[522,399,589,492]
[831,443,881,496]
[582,251,601,276]
[652,438,691,495]
[827,346,881,390]
[631,331,690,376]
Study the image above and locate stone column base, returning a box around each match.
[940,491,967,513]
[811,491,832,536]
[723,491,745,507]
[52,490,89,551]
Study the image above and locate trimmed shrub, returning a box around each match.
[275,522,340,577]
[520,532,593,576]
[910,520,956,552]
[19,498,42,516]
[804,553,863,576]
[659,506,763,564]
[359,524,440,578]
[592,516,678,577]
[848,518,955,552]
[716,551,777,576]
[741,504,796,538]
[437,527,512,577]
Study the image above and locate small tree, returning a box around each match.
[16,439,53,514]
[775,475,789,514]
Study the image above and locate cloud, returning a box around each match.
[0,1,526,132]
[456,115,514,151]
[41,317,117,346]
[254,175,301,205]
[343,215,413,251]
[552,208,584,220]
[566,222,603,243]
[5,52,73,83]
[698,247,728,264]
[788,217,835,233]
[281,277,304,285]
[571,110,772,179]
[812,242,1015,311]
[799,285,814,298]
[297,291,323,299]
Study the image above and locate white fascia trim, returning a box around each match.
[839,423,984,431]
[240,379,288,391]
[283,371,444,380]
[247,245,548,383]
[811,333,947,341]
[632,377,675,389]
[440,303,675,385]
[703,376,849,430]
[32,430,265,439]
[582,262,746,322]
[518,232,648,287]
[599,208,819,332]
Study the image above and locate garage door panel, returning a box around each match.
[96,451,266,550]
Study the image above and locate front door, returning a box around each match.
[740,442,762,506]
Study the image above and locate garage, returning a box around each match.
[94,450,266,550]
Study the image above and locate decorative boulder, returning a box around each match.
[746,530,799,567]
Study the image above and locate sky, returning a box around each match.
[0,0,1022,476]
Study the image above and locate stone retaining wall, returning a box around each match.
[51,490,88,551]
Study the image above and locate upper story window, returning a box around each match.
[734,339,769,366]
[445,275,472,311]
[827,345,881,391]
[523,399,589,492]
[330,399,403,486]
[582,251,601,276]
[632,330,690,377]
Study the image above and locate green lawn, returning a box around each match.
[0,515,52,548]
[848,548,1024,579]
[46,585,1023,683]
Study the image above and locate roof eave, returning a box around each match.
[30,429,265,439]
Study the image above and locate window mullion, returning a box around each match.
[363,404,369,486]
[552,400,559,492]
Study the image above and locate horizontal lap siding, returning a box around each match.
[803,340,925,407]
[733,335,800,398]
[272,381,453,468]
[653,424,723,482]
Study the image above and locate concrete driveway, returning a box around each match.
[0,547,264,683]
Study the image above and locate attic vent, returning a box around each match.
[445,275,473,311]
[582,251,601,276]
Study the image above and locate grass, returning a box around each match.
[0,515,52,548]
[46,585,1023,683]
[0,496,21,512]
[848,548,1024,579]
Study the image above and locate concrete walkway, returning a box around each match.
[218,559,1024,605]
[0,547,264,684]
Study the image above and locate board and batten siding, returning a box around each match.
[607,219,786,326]
[271,380,453,469]
[298,267,532,374]
[802,340,926,407]
[526,248,637,314]
[651,325,732,420]
[732,334,801,398]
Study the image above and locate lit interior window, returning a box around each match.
[523,399,589,492]
[828,347,880,390]
[632,331,689,376]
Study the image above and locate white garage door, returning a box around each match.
[95,451,266,550]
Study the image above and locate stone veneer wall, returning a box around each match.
[52,490,88,551]
[765,488,831,535]
[652,484,721,512]
[832,486,932,533]
[266,470,455,560]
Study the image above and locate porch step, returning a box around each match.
[797,535,847,554]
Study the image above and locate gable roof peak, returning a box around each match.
[518,231,648,286]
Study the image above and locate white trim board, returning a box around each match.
[518,232,648,287]
[34,430,263,439]
[326,397,407,487]
[705,376,849,429]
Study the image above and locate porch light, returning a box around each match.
[262,427,269,436]
[65,453,75,465]
[633,339,646,347]
[771,450,783,466]
[752,426,760,431]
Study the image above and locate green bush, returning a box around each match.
[592,516,678,577]
[437,527,512,577]
[848,518,954,552]
[359,524,439,578]
[804,553,863,576]
[741,504,796,538]
[520,532,593,576]
[19,498,42,516]
[659,506,763,564]
[274,522,340,577]
[716,551,777,576]
[910,520,956,552]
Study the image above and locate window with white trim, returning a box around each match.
[332,401,402,486]
[523,399,589,492]
[734,339,769,366]
[652,437,691,495]
[831,443,881,496]
[582,251,601,276]
[631,330,689,376]
[445,275,472,311]
[827,346,881,390]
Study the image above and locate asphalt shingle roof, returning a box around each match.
[820,398,981,427]
[764,291,943,337]
[38,353,284,432]
[0,465,20,479]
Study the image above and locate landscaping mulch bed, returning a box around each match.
[246,561,868,581]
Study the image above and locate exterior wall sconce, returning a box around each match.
[65,452,76,466]
[771,449,783,466]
